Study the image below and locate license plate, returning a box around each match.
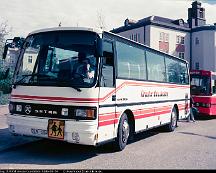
[31,128,47,136]
[48,119,65,140]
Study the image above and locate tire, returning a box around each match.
[115,113,130,151]
[165,107,177,132]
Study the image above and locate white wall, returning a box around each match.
[149,25,190,63]
[192,30,216,71]
[23,53,37,72]
[117,27,145,45]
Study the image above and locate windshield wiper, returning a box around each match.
[70,86,81,92]
[56,80,82,92]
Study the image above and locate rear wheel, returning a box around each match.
[115,113,130,151]
[165,107,177,132]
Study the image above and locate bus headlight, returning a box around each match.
[16,105,22,112]
[195,102,199,107]
[203,103,211,108]
[75,109,96,119]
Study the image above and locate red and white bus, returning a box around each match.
[4,27,190,151]
[190,69,216,116]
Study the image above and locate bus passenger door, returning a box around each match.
[98,41,116,143]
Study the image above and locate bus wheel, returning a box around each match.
[115,113,130,151]
[165,107,177,132]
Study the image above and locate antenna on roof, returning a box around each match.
[58,22,61,27]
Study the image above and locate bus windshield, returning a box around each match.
[190,75,211,95]
[14,31,99,88]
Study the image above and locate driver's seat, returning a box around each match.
[58,59,72,81]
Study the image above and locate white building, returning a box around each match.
[22,48,37,72]
[111,1,216,72]
[4,48,20,70]
[191,25,216,71]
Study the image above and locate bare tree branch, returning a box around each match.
[0,21,12,57]
[97,11,106,30]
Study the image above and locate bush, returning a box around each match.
[0,93,10,105]
[0,69,13,105]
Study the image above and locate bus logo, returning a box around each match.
[24,105,32,114]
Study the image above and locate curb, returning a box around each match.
[0,104,8,107]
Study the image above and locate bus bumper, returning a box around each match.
[196,107,216,116]
[7,114,98,146]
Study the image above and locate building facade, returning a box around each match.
[111,1,216,72]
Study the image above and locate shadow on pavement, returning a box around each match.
[195,115,216,121]
[0,128,39,152]
[0,128,161,165]
[178,131,216,140]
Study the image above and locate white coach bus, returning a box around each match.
[3,27,190,151]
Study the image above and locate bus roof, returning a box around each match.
[28,27,103,36]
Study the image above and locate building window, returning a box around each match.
[138,34,140,43]
[134,34,137,42]
[159,32,169,42]
[195,37,199,45]
[28,56,32,63]
[195,62,199,70]
[176,35,184,45]
[199,11,203,18]
[165,33,169,42]
[129,33,141,43]
[181,37,184,44]
[179,52,185,59]
[160,32,164,41]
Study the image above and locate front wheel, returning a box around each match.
[115,113,130,151]
[165,107,177,132]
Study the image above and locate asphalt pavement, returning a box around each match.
[0,105,38,152]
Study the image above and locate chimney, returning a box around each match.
[124,18,137,26]
[187,1,206,28]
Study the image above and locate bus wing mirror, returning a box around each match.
[3,68,10,79]
[2,44,9,59]
[96,39,103,57]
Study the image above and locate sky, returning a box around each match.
[0,0,216,38]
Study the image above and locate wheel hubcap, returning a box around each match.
[122,119,129,143]
[171,111,177,127]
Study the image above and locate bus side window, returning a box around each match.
[100,52,114,87]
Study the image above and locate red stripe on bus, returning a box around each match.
[99,107,172,127]
[11,81,189,103]
[99,114,116,121]
[98,120,115,127]
[11,94,98,102]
